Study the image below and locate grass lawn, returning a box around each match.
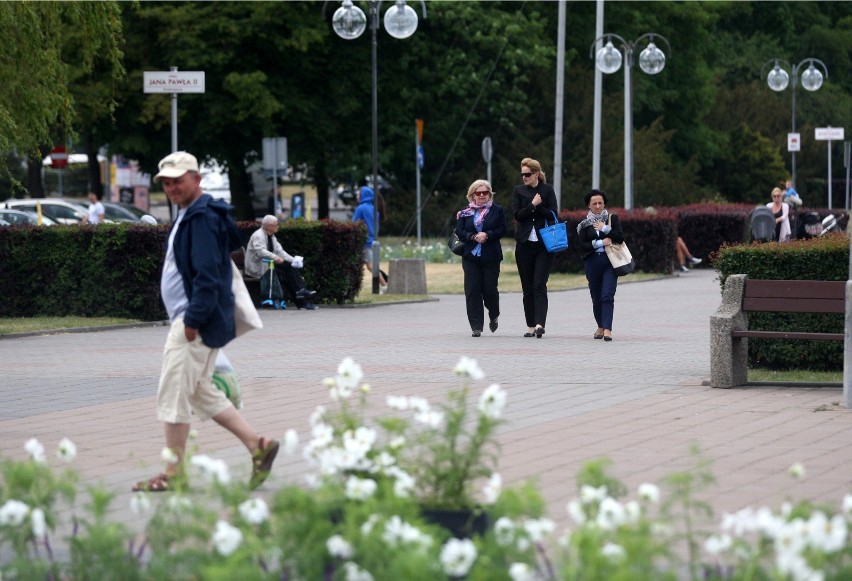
[748,367,842,384]
[0,316,142,335]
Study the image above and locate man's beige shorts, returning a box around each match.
[157,318,231,424]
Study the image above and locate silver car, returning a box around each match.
[0,208,58,226]
[2,199,87,225]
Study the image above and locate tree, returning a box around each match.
[0,1,124,196]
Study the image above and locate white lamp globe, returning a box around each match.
[332,0,367,40]
[766,65,789,92]
[638,42,666,75]
[383,1,418,39]
[800,65,823,92]
[596,41,622,74]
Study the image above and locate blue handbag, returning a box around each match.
[539,210,569,253]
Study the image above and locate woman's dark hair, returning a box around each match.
[584,189,608,206]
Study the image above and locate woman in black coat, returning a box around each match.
[454,179,507,337]
[511,157,557,338]
[577,189,624,341]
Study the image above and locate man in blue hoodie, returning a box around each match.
[134,151,278,492]
[352,185,387,291]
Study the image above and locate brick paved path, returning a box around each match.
[1,268,849,552]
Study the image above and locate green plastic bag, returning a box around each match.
[212,351,243,409]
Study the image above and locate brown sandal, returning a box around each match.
[250,437,280,490]
[132,472,172,493]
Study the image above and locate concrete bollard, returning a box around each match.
[387,258,427,295]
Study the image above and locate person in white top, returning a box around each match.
[83,192,105,224]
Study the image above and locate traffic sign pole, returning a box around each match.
[815,127,846,210]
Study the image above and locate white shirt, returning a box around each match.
[87,201,105,224]
[160,209,188,322]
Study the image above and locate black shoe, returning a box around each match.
[472,330,482,337]
[296,288,317,299]
[603,334,612,341]
[298,301,317,310]
[534,326,544,339]
[489,318,498,333]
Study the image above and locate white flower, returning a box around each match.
[637,482,659,503]
[482,473,502,504]
[391,469,415,498]
[478,384,507,419]
[56,438,77,462]
[596,497,627,530]
[130,493,151,515]
[440,537,478,577]
[389,436,406,450]
[453,356,485,380]
[704,534,732,555]
[601,542,626,561]
[160,447,179,464]
[343,561,375,581]
[345,476,377,500]
[414,409,444,428]
[30,508,46,538]
[343,427,377,459]
[190,455,231,485]
[382,516,432,549]
[310,423,334,449]
[361,514,381,535]
[386,395,409,410]
[566,498,587,525]
[509,562,538,581]
[309,405,327,427]
[494,517,516,546]
[774,519,807,559]
[407,396,430,413]
[558,529,572,548]
[788,462,806,479]
[336,357,364,392]
[188,429,199,440]
[806,511,847,553]
[212,520,243,556]
[24,438,46,463]
[239,498,270,525]
[280,429,299,455]
[580,484,607,504]
[523,518,555,542]
[0,500,29,526]
[327,534,354,559]
[360,383,371,394]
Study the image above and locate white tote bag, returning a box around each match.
[604,215,635,276]
[231,260,263,337]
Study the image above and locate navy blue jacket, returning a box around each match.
[454,203,507,262]
[169,194,243,348]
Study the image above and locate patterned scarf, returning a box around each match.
[576,208,609,234]
[457,200,492,226]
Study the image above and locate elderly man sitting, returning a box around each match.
[245,215,317,310]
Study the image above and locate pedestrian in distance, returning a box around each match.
[454,179,506,337]
[82,191,105,225]
[767,187,791,242]
[675,236,702,273]
[352,185,387,293]
[577,189,623,342]
[511,157,558,338]
[133,151,279,493]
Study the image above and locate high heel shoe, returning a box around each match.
[534,326,544,339]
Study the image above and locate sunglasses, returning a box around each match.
[474,190,490,196]
[521,172,534,178]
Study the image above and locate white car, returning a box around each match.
[1,199,87,225]
[0,208,58,226]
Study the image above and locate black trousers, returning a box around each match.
[274,263,307,301]
[514,239,554,328]
[461,255,500,332]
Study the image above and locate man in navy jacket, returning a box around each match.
[133,151,279,492]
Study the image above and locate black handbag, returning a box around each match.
[448,231,465,256]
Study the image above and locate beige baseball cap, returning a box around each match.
[154,151,199,182]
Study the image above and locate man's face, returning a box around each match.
[161,172,202,208]
[262,222,277,236]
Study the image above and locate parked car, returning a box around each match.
[0,209,58,226]
[76,199,160,224]
[1,199,87,225]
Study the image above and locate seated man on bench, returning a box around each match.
[245,215,317,310]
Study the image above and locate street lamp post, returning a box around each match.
[762,58,829,188]
[590,33,670,210]
[327,0,425,293]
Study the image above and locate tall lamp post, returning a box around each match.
[590,33,670,210]
[327,0,425,294]
[761,58,829,188]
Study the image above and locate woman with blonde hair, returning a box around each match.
[454,179,506,337]
[511,157,558,338]
[766,187,791,242]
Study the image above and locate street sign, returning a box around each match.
[143,71,205,94]
[787,133,800,152]
[481,137,493,163]
[262,137,288,172]
[49,146,68,169]
[815,127,845,141]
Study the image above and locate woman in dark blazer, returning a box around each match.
[511,157,558,338]
[454,179,507,337]
[577,189,624,341]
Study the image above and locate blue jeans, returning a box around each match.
[583,252,618,330]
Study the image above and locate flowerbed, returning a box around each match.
[2,358,851,580]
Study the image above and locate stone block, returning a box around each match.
[387,258,427,295]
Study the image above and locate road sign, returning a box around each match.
[815,127,845,141]
[481,137,493,163]
[787,133,800,152]
[262,137,288,172]
[49,146,68,169]
[143,71,205,94]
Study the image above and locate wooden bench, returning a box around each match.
[231,248,261,307]
[709,274,845,388]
